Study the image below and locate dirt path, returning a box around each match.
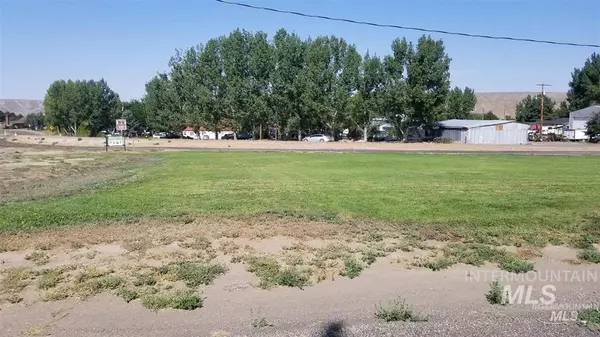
[4,135,600,154]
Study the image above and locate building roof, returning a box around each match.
[435,119,517,129]
[530,118,569,126]
[570,105,600,118]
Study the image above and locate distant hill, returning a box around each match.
[0,99,44,116]
[475,92,566,119]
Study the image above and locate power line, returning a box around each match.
[215,0,600,49]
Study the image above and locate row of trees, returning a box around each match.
[515,53,600,123]
[142,28,477,140]
[42,30,597,139]
[43,28,477,140]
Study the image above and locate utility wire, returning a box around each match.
[215,0,600,48]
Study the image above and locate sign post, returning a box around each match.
[105,135,125,152]
[105,119,128,152]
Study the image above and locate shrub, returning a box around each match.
[423,257,454,271]
[342,257,364,279]
[117,288,139,303]
[25,251,50,266]
[485,280,507,305]
[374,298,426,322]
[275,267,309,288]
[433,137,453,144]
[141,290,202,311]
[571,234,597,249]
[247,256,309,289]
[578,248,600,263]
[578,307,600,330]
[37,270,62,290]
[499,257,534,273]
[170,262,227,287]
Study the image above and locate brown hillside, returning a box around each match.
[475,92,566,119]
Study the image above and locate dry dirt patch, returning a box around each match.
[0,216,584,311]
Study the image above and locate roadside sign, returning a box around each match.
[116,119,127,131]
[105,135,126,152]
[107,136,124,147]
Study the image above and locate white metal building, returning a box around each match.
[565,105,600,140]
[436,119,530,145]
[569,105,600,130]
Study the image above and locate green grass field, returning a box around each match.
[2,152,600,242]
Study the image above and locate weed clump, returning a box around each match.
[247,256,309,289]
[141,290,202,311]
[341,257,364,279]
[499,257,534,273]
[578,248,600,263]
[374,297,426,322]
[578,307,600,330]
[117,288,139,303]
[485,280,507,305]
[25,251,50,266]
[160,262,227,287]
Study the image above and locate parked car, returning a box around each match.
[163,132,181,139]
[303,134,333,142]
[222,131,253,140]
[152,132,165,139]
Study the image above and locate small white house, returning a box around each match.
[565,105,600,140]
[436,119,530,145]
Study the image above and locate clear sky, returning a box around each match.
[1,0,599,100]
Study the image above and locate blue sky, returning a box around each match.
[1,0,599,100]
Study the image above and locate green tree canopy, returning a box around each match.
[586,112,600,139]
[445,87,477,119]
[567,53,600,111]
[43,79,120,136]
[139,28,467,142]
[515,94,557,123]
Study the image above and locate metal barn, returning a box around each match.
[436,119,530,145]
[569,105,600,130]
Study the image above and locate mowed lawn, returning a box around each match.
[1,151,600,234]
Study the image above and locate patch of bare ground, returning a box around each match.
[0,149,157,204]
[0,215,587,311]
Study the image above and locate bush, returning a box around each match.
[578,307,600,330]
[341,257,364,279]
[433,137,453,144]
[141,290,202,311]
[499,257,534,273]
[247,256,309,289]
[485,280,507,305]
[375,298,426,322]
[117,288,139,303]
[168,262,227,288]
[578,248,600,263]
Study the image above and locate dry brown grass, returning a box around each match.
[0,215,390,253]
[25,251,50,265]
[1,267,33,295]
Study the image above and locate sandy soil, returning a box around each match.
[4,134,600,153]
[0,218,598,337]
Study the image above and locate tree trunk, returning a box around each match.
[363,125,368,142]
[259,124,263,140]
[331,122,336,141]
[298,128,302,141]
[214,123,218,140]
